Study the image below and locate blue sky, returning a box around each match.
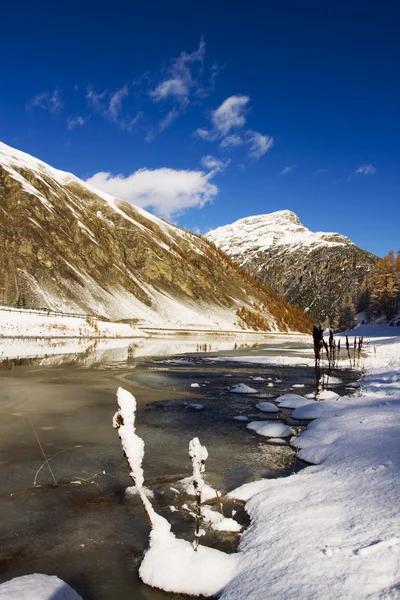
[0,0,399,257]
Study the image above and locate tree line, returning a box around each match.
[337,249,400,330]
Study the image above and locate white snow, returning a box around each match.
[0,574,82,600]
[113,389,238,596]
[201,506,242,533]
[276,393,314,409]
[178,476,218,502]
[190,382,200,388]
[0,307,146,339]
[206,210,353,262]
[188,403,205,410]
[318,389,340,400]
[255,402,279,413]
[220,323,400,600]
[139,530,238,597]
[247,421,293,438]
[233,415,250,421]
[292,403,327,420]
[229,383,258,394]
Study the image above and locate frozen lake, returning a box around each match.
[0,336,357,599]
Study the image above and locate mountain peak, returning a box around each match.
[206,210,353,257]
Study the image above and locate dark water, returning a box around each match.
[0,338,358,599]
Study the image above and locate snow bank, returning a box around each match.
[0,574,82,600]
[221,324,400,599]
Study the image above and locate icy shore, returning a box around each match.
[223,323,400,599]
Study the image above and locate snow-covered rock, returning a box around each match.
[230,383,258,394]
[255,402,279,413]
[247,421,293,438]
[276,394,314,409]
[0,574,82,600]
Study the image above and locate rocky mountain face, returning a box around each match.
[0,142,311,333]
[206,211,377,324]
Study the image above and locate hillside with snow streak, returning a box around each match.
[0,142,311,333]
[207,211,376,323]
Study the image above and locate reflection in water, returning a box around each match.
[0,334,309,368]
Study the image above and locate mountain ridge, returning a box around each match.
[0,142,311,333]
[206,211,377,324]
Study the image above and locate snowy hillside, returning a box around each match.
[206,211,376,323]
[0,142,311,333]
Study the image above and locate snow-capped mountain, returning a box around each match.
[206,211,377,323]
[0,142,311,332]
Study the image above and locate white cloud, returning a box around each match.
[150,38,206,107]
[282,164,295,175]
[195,128,218,141]
[27,88,63,114]
[109,86,129,121]
[150,78,189,103]
[212,95,250,134]
[247,131,273,159]
[86,84,140,132]
[195,95,273,161]
[66,116,86,130]
[86,167,218,219]
[159,107,180,131]
[219,134,243,148]
[201,155,230,173]
[355,164,376,175]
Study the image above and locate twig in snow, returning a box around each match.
[188,437,208,551]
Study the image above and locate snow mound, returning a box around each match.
[255,402,279,413]
[247,421,293,438]
[292,403,327,420]
[230,383,258,394]
[139,529,238,596]
[276,394,314,409]
[188,403,204,410]
[202,506,242,532]
[0,574,82,600]
[190,383,200,388]
[233,415,249,421]
[318,390,340,400]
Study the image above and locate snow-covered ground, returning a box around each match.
[221,323,400,599]
[0,308,146,339]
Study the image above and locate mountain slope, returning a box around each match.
[206,211,377,323]
[0,142,311,333]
